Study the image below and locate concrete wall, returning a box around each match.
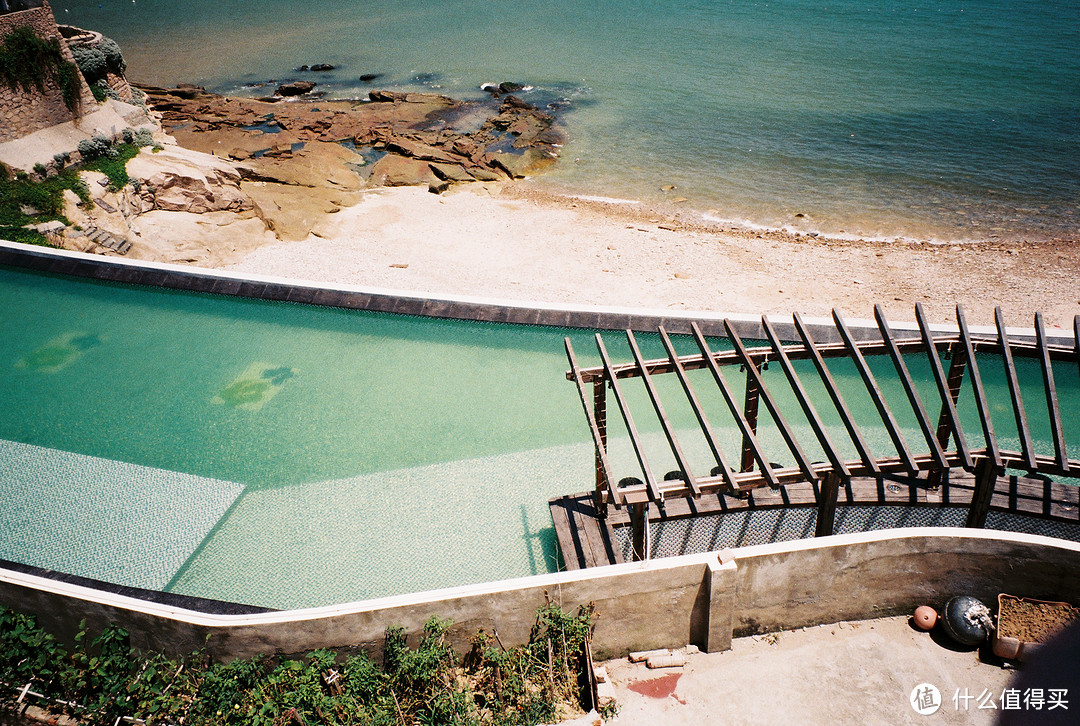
[3,528,1079,663]
[0,1,95,143]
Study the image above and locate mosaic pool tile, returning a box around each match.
[0,439,244,590]
[213,362,298,411]
[15,332,102,373]
[166,442,594,609]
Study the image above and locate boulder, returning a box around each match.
[126,145,253,214]
[368,153,439,187]
[127,210,276,265]
[275,81,316,97]
[310,64,335,72]
[488,147,555,179]
[428,162,475,183]
[236,141,366,190]
[359,73,381,82]
[498,81,525,93]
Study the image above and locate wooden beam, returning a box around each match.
[626,330,701,497]
[629,502,648,561]
[956,306,1001,469]
[966,457,998,529]
[691,322,781,488]
[592,379,608,514]
[761,317,850,477]
[724,320,819,484]
[833,310,919,475]
[1035,312,1069,472]
[595,334,663,503]
[995,307,1037,470]
[793,313,881,475]
[739,369,761,472]
[658,327,739,493]
[565,338,623,509]
[814,471,842,537]
[915,303,972,471]
[874,305,949,470]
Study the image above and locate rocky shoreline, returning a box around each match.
[140,83,564,191]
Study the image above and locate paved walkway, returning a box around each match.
[601,616,1020,725]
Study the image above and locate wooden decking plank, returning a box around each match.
[875,305,949,470]
[833,309,919,475]
[691,322,780,488]
[995,308,1038,470]
[595,333,663,503]
[793,313,881,475]
[724,319,819,484]
[956,306,1001,469]
[761,317,850,477]
[1035,312,1069,471]
[626,330,701,496]
[658,327,738,492]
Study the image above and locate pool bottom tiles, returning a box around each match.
[0,437,594,610]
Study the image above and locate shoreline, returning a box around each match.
[224,180,1080,330]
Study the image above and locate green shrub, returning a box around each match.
[71,44,107,82]
[89,80,108,102]
[77,135,111,161]
[0,602,603,726]
[0,26,80,110]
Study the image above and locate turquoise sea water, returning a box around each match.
[56,0,1079,242]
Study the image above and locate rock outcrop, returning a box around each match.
[125,144,252,214]
[139,84,565,193]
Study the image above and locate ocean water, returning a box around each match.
[57,0,1078,243]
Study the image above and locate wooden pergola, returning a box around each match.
[560,305,1080,563]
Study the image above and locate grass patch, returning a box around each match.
[0,167,91,246]
[83,142,141,190]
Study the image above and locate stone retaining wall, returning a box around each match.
[0,1,95,144]
[2,529,1078,662]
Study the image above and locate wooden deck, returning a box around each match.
[550,471,1080,569]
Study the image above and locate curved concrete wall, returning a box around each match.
[3,528,1079,662]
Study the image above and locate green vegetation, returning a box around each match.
[83,140,142,189]
[70,36,125,87]
[0,164,88,246]
[0,601,606,725]
[0,26,81,111]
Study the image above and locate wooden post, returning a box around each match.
[966,458,998,529]
[928,344,968,488]
[593,379,608,515]
[815,471,842,537]
[740,367,760,473]
[629,502,648,561]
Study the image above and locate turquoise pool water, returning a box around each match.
[2,266,1077,608]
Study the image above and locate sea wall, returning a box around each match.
[0,1,95,143]
[2,528,1079,662]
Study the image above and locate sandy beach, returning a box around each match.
[225,181,1080,330]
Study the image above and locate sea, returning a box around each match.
[55,0,1079,244]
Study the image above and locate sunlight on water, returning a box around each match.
[57,0,1080,242]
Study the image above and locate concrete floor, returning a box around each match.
[601,616,1020,726]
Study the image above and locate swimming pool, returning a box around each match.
[2,264,1077,609]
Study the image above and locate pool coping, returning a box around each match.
[0,240,1063,345]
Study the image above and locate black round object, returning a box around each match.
[941,595,990,645]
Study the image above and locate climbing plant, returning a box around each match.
[0,25,80,110]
